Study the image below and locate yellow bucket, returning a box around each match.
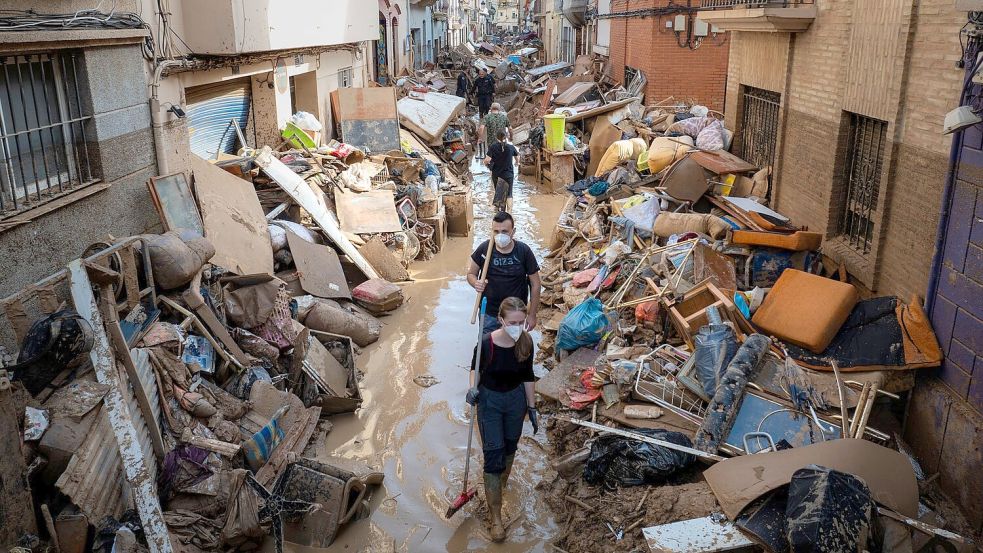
[543,113,566,152]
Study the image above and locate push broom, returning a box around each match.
[445,296,488,518]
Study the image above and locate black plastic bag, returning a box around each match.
[583,429,695,488]
[786,465,874,553]
[11,309,93,395]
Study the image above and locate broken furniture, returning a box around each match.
[666,281,745,350]
[535,148,580,193]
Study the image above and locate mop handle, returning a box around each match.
[461,298,487,493]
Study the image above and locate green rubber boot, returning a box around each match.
[484,472,506,542]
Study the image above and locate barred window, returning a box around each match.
[338,66,353,89]
[737,85,781,173]
[840,113,887,255]
[0,52,96,220]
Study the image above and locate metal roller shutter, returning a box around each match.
[186,79,251,158]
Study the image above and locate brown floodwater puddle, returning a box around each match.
[289,161,568,553]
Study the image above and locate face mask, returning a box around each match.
[504,324,523,340]
[494,233,512,248]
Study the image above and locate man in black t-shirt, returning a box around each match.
[484,130,519,213]
[467,212,542,332]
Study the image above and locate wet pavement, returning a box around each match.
[293,161,567,552]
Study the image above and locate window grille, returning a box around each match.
[0,51,96,219]
[338,66,353,88]
[737,85,781,174]
[840,113,887,254]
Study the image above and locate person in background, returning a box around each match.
[484,129,519,213]
[467,211,541,333]
[474,67,495,118]
[478,101,509,163]
[456,70,470,100]
[466,297,539,542]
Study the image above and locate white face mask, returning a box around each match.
[494,233,512,248]
[504,324,523,340]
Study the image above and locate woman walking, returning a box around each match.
[466,297,540,542]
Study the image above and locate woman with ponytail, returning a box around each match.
[465,296,539,542]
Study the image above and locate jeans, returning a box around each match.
[477,385,526,473]
[478,94,493,118]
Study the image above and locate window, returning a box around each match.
[338,66,353,88]
[0,52,95,219]
[839,113,887,254]
[737,85,781,185]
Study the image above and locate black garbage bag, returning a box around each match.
[11,309,93,395]
[692,306,739,398]
[583,429,695,489]
[786,465,875,553]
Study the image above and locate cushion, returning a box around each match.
[732,230,823,252]
[752,269,859,353]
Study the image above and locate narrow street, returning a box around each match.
[306,164,566,552]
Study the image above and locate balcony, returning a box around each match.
[698,0,816,33]
[178,0,377,56]
[562,0,587,27]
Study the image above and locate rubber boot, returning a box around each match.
[501,454,515,488]
[484,472,506,542]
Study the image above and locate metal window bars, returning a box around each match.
[841,113,887,254]
[0,51,96,219]
[737,86,781,173]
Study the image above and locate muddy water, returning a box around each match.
[293,162,567,553]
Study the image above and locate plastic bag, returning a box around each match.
[289,111,323,132]
[557,298,609,351]
[786,465,874,553]
[696,119,726,151]
[583,428,696,488]
[692,306,739,397]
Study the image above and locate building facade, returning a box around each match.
[608,0,729,111]
[702,0,983,531]
[0,0,375,300]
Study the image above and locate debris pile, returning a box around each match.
[528,91,972,552]
[0,93,474,551]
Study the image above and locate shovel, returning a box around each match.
[445,297,487,519]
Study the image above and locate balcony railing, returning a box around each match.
[700,0,814,8]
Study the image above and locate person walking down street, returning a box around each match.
[479,102,511,148]
[467,211,541,333]
[484,130,519,213]
[466,297,540,542]
[474,68,495,118]
[456,70,470,100]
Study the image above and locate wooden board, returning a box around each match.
[396,92,466,143]
[689,149,757,175]
[147,172,202,234]
[285,230,351,300]
[334,189,402,234]
[192,155,274,275]
[333,87,400,153]
[255,151,379,280]
[554,81,596,106]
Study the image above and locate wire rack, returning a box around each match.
[633,344,708,425]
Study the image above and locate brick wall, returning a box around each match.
[607,0,729,110]
[724,1,982,532]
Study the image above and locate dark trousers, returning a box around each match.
[477,385,526,473]
[492,173,514,210]
[478,94,493,118]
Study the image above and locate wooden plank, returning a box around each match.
[192,155,274,275]
[68,260,173,553]
[181,289,251,368]
[285,230,352,299]
[335,188,402,234]
[689,149,757,175]
[255,150,379,280]
[563,97,640,122]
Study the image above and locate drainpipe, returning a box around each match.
[148,59,193,175]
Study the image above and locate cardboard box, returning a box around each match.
[444,190,472,237]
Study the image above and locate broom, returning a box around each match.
[446,297,487,518]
